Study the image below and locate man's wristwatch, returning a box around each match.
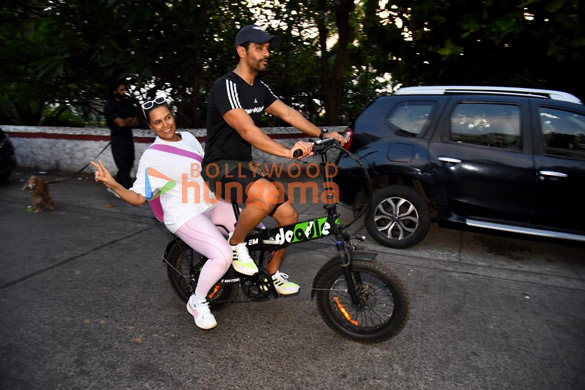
[319,128,328,139]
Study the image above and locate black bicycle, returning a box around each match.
[163,138,410,343]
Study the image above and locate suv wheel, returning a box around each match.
[365,185,431,249]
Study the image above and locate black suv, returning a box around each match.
[335,86,585,248]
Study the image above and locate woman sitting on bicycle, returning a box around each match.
[91,93,238,331]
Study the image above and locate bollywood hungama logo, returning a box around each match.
[144,162,339,205]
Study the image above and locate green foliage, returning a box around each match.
[42,106,87,127]
[363,0,585,100]
[1,0,584,127]
[0,0,255,126]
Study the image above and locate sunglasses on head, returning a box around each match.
[141,96,167,111]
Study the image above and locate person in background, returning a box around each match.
[103,80,140,190]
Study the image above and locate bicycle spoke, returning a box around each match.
[329,270,398,330]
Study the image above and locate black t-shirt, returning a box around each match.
[104,99,137,138]
[203,71,278,164]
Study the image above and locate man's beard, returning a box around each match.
[250,57,268,72]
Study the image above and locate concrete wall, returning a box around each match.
[2,125,345,175]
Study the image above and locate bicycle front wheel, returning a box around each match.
[314,259,410,343]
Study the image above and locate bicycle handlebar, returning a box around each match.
[291,137,372,229]
[292,137,336,158]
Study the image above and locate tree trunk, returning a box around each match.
[317,0,355,125]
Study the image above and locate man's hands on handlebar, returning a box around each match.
[289,131,347,159]
[289,141,313,159]
[323,131,347,145]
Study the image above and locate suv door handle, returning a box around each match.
[539,170,568,178]
[438,157,462,164]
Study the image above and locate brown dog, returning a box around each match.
[22,175,54,213]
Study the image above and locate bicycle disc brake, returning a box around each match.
[240,268,273,301]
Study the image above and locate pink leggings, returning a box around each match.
[174,202,236,297]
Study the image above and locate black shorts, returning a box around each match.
[202,160,288,215]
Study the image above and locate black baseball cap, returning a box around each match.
[235,24,281,48]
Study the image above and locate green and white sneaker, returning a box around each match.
[271,271,300,295]
[228,233,259,276]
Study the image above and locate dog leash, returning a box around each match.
[43,142,112,184]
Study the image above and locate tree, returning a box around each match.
[1,0,372,126]
[3,1,584,127]
[314,0,357,124]
[0,1,103,125]
[0,0,256,127]
[362,0,585,101]
[250,1,323,123]
[257,0,361,125]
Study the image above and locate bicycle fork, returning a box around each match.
[318,148,362,306]
[325,203,361,305]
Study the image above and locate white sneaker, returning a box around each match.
[228,232,258,276]
[272,271,300,295]
[186,296,217,330]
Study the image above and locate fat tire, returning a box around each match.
[315,259,409,343]
[166,241,238,311]
[366,185,431,249]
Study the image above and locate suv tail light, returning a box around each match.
[342,127,353,150]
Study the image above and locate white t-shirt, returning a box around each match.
[130,132,218,232]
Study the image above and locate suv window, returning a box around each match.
[385,101,435,136]
[449,103,521,150]
[539,107,585,160]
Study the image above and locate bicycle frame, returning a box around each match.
[237,149,362,303]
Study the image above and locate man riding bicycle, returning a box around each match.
[202,24,346,295]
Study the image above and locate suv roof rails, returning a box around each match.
[394,86,583,104]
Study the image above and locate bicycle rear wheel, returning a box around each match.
[314,259,409,343]
[166,240,238,311]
